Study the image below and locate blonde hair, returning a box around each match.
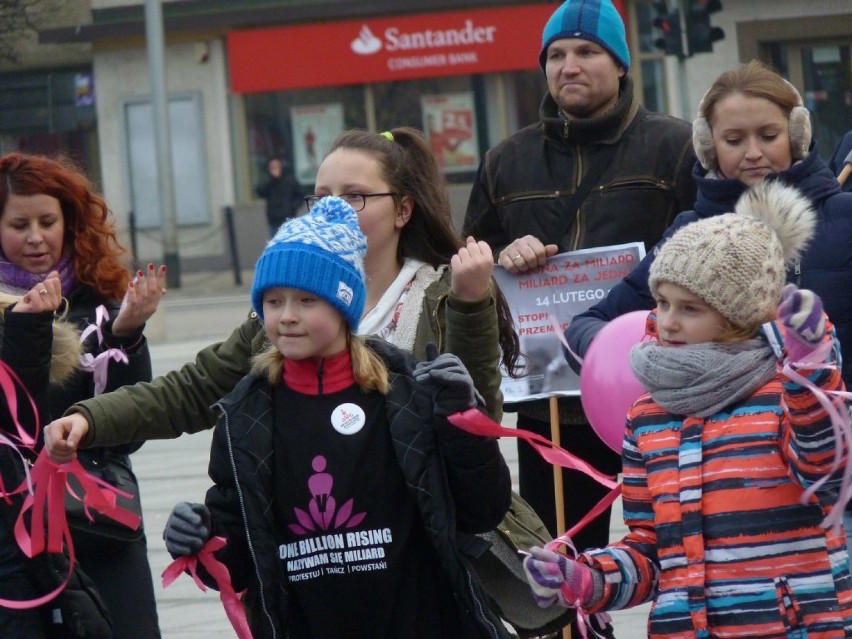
[251,333,390,394]
[715,320,763,343]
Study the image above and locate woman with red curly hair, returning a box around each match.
[0,152,166,639]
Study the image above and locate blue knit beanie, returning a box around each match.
[251,196,367,330]
[539,0,630,71]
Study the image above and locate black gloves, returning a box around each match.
[163,502,212,557]
[413,346,480,417]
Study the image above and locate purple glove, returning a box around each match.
[522,546,602,609]
[778,284,826,362]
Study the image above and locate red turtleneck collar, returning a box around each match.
[282,349,355,395]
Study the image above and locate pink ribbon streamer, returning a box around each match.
[14,451,142,559]
[0,344,140,611]
[448,409,618,490]
[162,536,253,639]
[0,359,40,450]
[0,357,42,509]
[0,526,78,610]
[779,340,852,532]
[79,349,129,396]
[543,534,612,639]
[79,304,129,395]
[447,407,622,639]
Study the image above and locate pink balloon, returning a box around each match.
[579,311,649,453]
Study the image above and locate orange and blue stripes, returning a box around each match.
[580,336,851,638]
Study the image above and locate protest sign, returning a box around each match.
[493,242,645,403]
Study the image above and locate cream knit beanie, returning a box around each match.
[649,181,816,328]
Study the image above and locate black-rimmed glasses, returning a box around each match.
[304,193,399,212]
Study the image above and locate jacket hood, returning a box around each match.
[0,293,81,385]
[692,141,840,219]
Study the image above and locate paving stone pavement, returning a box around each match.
[128,274,651,638]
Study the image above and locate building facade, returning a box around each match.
[1,0,849,274]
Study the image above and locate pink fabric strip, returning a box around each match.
[0,527,77,610]
[447,409,618,489]
[162,536,253,639]
[78,304,130,395]
[0,359,40,450]
[779,341,852,532]
[14,451,142,558]
[544,534,613,639]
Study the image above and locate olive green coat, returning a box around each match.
[75,269,503,447]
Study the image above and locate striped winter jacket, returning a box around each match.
[581,325,852,639]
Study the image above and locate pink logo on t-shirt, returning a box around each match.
[288,455,366,535]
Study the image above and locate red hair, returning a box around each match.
[0,152,131,299]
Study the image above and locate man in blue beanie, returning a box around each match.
[464,3,696,634]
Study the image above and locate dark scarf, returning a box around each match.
[0,251,77,295]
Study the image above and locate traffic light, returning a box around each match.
[652,2,684,59]
[685,0,725,54]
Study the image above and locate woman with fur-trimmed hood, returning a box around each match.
[0,275,82,636]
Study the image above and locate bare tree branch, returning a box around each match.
[0,0,66,64]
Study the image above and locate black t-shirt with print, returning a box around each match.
[272,383,464,638]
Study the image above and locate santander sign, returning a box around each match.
[351,20,497,55]
[227,5,554,92]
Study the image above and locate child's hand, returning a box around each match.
[413,347,479,417]
[13,271,62,314]
[163,502,211,557]
[523,546,599,609]
[450,236,493,302]
[44,414,90,462]
[778,284,826,360]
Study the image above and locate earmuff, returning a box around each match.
[692,79,812,171]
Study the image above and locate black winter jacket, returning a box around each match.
[463,76,696,255]
[463,76,695,423]
[566,147,852,385]
[254,172,305,228]
[204,338,513,638]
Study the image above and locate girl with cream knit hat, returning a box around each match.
[525,180,852,639]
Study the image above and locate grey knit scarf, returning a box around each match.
[629,338,779,417]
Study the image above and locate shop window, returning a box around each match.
[125,93,210,228]
[373,76,479,181]
[244,86,365,189]
[0,70,99,183]
[801,44,851,162]
[509,70,548,129]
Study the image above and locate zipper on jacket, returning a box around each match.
[794,258,802,287]
[496,190,562,206]
[463,564,503,638]
[569,150,585,250]
[433,294,447,353]
[216,402,279,639]
[317,359,325,395]
[598,177,673,193]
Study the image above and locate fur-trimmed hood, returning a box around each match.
[0,293,81,385]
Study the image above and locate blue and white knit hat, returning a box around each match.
[251,196,367,330]
[539,0,630,71]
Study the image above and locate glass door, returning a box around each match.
[776,40,852,163]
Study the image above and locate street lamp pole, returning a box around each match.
[144,0,181,287]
